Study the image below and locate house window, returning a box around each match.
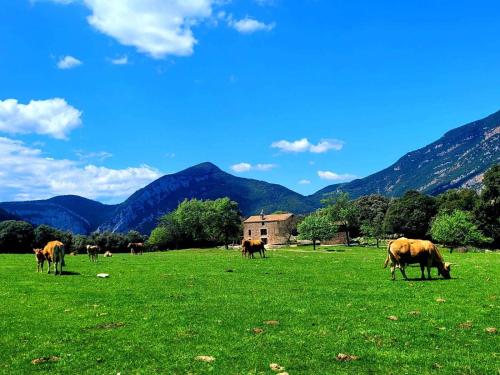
[261,228,267,236]
[248,230,252,236]
[262,222,265,226]
[261,238,268,244]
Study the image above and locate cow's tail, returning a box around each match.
[383,241,392,268]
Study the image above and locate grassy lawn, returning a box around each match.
[0,247,498,374]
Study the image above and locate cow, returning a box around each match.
[128,242,144,255]
[103,251,113,257]
[384,237,451,281]
[42,240,65,276]
[241,239,266,258]
[33,248,46,273]
[86,245,100,262]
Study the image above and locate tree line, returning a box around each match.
[298,164,499,250]
[0,165,498,253]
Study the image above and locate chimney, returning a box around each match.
[260,209,265,220]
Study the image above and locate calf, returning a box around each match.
[33,248,46,273]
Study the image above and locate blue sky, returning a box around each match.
[0,0,499,203]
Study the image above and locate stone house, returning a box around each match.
[243,212,296,246]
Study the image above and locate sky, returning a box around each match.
[0,0,499,204]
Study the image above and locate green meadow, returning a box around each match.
[0,247,498,374]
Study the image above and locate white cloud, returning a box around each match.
[230,16,275,34]
[299,179,311,185]
[231,162,277,173]
[74,150,113,162]
[110,56,128,65]
[310,139,344,153]
[271,138,311,153]
[48,0,214,59]
[0,137,161,203]
[317,171,356,182]
[271,138,344,153]
[57,55,82,69]
[0,98,82,139]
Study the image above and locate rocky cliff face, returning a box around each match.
[312,110,500,200]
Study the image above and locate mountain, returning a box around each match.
[0,195,118,234]
[312,110,500,200]
[0,207,19,222]
[98,162,317,234]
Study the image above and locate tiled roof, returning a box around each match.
[244,213,293,223]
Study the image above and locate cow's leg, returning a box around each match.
[427,266,432,280]
[390,264,396,280]
[420,264,426,280]
[399,265,408,280]
[47,260,51,274]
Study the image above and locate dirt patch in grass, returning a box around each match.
[458,321,473,329]
[252,327,264,335]
[31,356,61,365]
[408,310,421,316]
[387,315,398,321]
[195,355,215,363]
[270,363,285,372]
[435,298,446,303]
[264,320,280,326]
[336,353,359,362]
[485,327,497,334]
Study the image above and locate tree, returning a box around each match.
[321,192,358,246]
[71,234,89,254]
[127,230,145,244]
[147,226,171,251]
[34,224,72,249]
[474,164,500,248]
[0,221,34,253]
[384,191,437,238]
[436,188,479,214]
[355,195,389,247]
[431,210,491,252]
[297,212,338,250]
[204,198,242,249]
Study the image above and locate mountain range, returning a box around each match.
[1,110,498,234]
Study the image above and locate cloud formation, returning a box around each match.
[231,162,277,173]
[48,0,215,59]
[57,55,82,69]
[0,137,161,202]
[110,56,129,65]
[229,17,275,34]
[317,170,356,182]
[0,98,82,139]
[298,179,311,185]
[271,138,344,153]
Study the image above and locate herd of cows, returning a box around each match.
[31,237,452,280]
[32,241,146,275]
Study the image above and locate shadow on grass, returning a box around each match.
[399,277,454,282]
[325,249,346,253]
[61,271,81,276]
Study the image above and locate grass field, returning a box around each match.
[0,246,498,374]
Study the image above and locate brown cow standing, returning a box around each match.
[42,240,65,276]
[128,242,144,255]
[241,240,266,258]
[384,237,451,280]
[33,248,46,272]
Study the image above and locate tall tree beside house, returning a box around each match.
[205,198,242,249]
[431,210,491,252]
[298,211,338,251]
[321,192,358,246]
[474,164,500,247]
[384,191,437,239]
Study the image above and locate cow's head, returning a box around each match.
[438,262,452,279]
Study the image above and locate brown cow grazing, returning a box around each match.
[384,237,451,281]
[242,240,266,258]
[128,242,144,255]
[86,245,100,262]
[33,248,46,272]
[42,240,65,275]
